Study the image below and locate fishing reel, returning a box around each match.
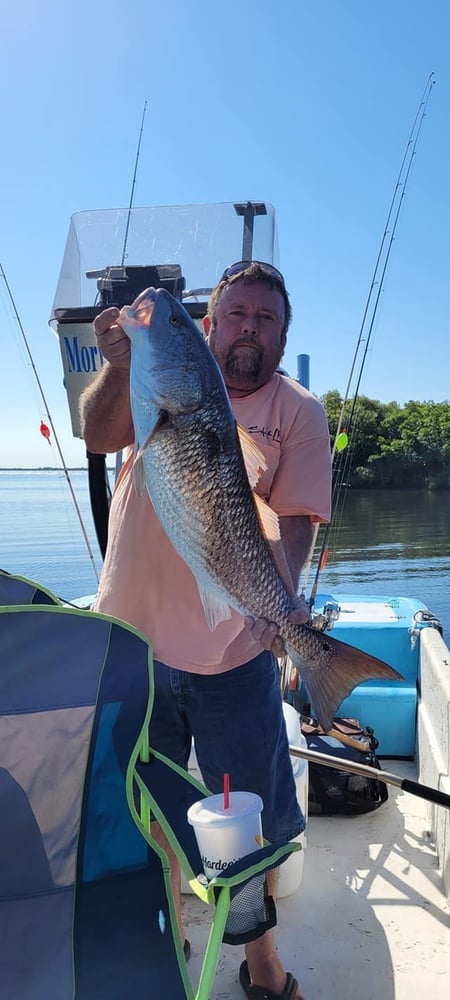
[310,600,341,632]
[86,264,186,308]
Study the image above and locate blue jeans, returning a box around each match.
[149,651,305,844]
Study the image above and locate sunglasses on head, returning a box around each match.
[220,260,286,286]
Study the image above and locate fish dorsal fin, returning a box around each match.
[253,493,295,597]
[237,424,267,489]
[197,584,232,631]
[236,423,295,595]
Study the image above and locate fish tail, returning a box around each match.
[286,630,402,733]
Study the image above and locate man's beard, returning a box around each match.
[224,343,264,383]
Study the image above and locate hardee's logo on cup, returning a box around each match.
[201,855,240,872]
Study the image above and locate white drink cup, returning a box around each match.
[187,791,263,880]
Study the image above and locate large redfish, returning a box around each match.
[119,286,401,731]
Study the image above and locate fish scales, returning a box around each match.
[140,405,289,623]
[120,286,403,731]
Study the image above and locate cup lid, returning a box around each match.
[187,791,263,827]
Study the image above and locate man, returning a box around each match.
[81,261,331,1000]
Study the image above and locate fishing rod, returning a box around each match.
[336,77,435,478]
[0,262,100,585]
[121,100,148,266]
[87,101,149,558]
[289,743,450,811]
[332,73,435,462]
[329,77,436,515]
[304,72,435,603]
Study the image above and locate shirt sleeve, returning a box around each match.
[268,388,332,522]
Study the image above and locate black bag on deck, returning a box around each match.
[300,717,389,815]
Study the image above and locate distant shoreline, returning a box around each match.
[0,467,115,472]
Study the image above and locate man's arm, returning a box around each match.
[80,365,134,453]
[279,514,314,592]
[79,307,135,454]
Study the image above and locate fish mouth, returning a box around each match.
[135,305,153,324]
[122,287,157,327]
[135,303,156,327]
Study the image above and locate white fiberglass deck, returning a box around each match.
[183,760,450,999]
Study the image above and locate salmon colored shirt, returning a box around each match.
[95,374,331,673]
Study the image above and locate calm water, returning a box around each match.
[1,473,449,637]
[317,489,449,636]
[0,470,103,601]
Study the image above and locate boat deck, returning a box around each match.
[183,760,450,999]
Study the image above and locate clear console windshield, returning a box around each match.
[50,200,279,322]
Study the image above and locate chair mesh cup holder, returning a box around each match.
[222,872,277,945]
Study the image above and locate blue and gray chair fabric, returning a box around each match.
[0,573,300,999]
[0,568,62,606]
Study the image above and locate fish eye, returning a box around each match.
[169,313,181,326]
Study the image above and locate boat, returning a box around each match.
[7,200,450,997]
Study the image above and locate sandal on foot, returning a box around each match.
[239,959,301,1000]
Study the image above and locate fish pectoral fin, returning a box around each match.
[198,584,232,631]
[131,410,167,497]
[132,452,147,497]
[253,494,295,596]
[237,424,268,489]
[138,409,167,451]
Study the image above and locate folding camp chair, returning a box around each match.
[0,600,300,999]
[0,568,61,606]
[0,603,193,999]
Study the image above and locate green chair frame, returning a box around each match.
[127,685,302,999]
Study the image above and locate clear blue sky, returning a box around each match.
[0,0,448,468]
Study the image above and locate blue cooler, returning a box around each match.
[312,593,427,757]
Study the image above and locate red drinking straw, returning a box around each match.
[223,772,230,810]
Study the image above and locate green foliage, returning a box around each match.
[321,392,450,489]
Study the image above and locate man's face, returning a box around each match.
[204,280,287,395]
